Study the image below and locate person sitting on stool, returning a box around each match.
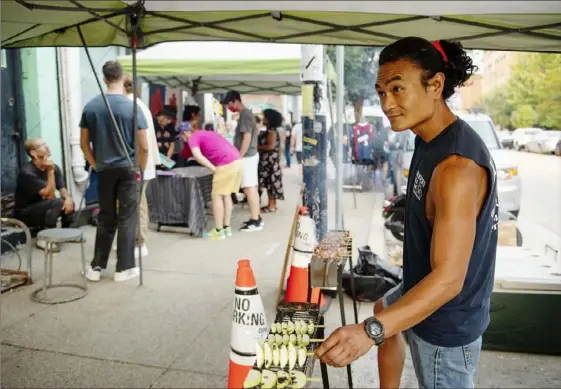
[14,138,75,251]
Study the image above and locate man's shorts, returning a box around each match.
[381,283,482,389]
[241,153,259,189]
[213,160,243,197]
[296,151,303,164]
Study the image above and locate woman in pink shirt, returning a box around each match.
[181,129,242,240]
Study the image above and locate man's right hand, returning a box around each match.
[42,159,55,171]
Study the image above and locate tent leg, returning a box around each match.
[129,12,144,287]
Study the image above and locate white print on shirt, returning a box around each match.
[413,171,426,201]
[491,198,499,232]
[489,159,499,232]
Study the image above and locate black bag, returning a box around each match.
[342,245,403,302]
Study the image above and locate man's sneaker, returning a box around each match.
[85,266,102,282]
[134,245,149,259]
[114,267,140,282]
[240,218,264,232]
[203,228,226,240]
[224,227,232,237]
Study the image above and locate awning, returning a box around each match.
[2,1,561,52]
[117,41,337,95]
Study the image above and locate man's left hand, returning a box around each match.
[314,323,375,367]
[62,197,74,215]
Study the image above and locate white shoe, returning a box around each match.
[85,266,102,282]
[134,245,149,259]
[114,267,140,282]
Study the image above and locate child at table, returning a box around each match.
[180,128,243,240]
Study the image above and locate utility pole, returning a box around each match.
[300,45,328,241]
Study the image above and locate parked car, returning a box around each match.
[527,130,561,154]
[512,127,544,151]
[525,132,546,153]
[498,130,515,149]
[556,139,561,156]
[392,113,521,216]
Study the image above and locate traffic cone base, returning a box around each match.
[228,352,255,389]
[285,251,325,305]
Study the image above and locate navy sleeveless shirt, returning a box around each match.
[403,118,498,347]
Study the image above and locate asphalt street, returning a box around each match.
[511,150,561,250]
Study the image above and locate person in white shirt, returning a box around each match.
[291,120,304,176]
[121,74,161,258]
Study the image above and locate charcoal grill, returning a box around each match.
[251,231,360,388]
[308,230,359,389]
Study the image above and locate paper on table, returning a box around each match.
[159,153,176,169]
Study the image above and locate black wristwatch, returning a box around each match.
[364,317,385,346]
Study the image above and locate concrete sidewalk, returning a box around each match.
[2,167,560,388]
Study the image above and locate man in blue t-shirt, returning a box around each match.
[316,37,497,389]
[79,60,149,283]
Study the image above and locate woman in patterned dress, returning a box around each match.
[258,109,285,212]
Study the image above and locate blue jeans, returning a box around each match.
[382,284,482,388]
[284,143,291,167]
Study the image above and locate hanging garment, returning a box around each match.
[351,121,374,164]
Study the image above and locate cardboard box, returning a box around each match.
[498,221,518,247]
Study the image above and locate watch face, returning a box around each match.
[369,322,383,337]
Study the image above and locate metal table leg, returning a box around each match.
[48,242,54,286]
[318,315,330,389]
[80,239,87,288]
[347,256,359,324]
[42,243,49,299]
[338,267,353,389]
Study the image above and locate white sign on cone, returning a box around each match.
[294,211,317,253]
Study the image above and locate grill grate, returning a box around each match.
[246,303,324,388]
[312,231,352,263]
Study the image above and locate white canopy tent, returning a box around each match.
[2,1,560,52]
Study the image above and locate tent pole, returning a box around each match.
[335,46,345,230]
[76,27,133,169]
[130,10,144,287]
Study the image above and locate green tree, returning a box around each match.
[327,46,380,122]
[510,104,539,128]
[481,90,514,129]
[507,53,561,129]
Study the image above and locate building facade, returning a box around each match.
[481,51,526,97]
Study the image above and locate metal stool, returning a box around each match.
[30,228,88,304]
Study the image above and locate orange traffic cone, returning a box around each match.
[228,259,268,389]
[285,207,324,305]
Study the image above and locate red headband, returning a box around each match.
[432,40,449,66]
